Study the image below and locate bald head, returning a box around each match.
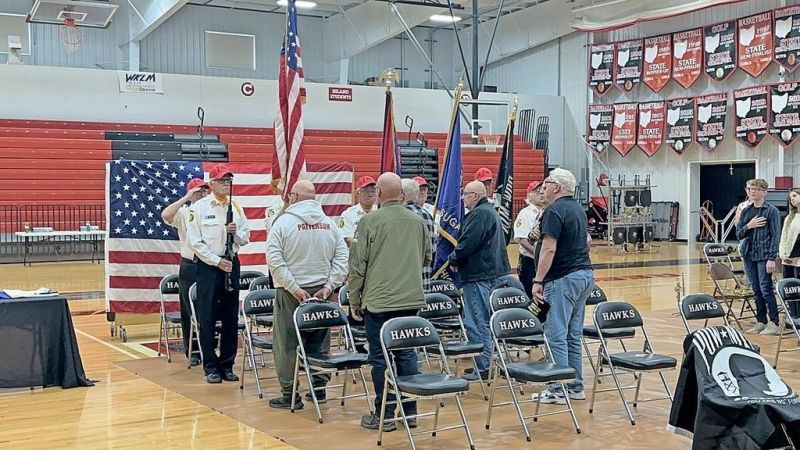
[463,180,486,209]
[291,180,316,203]
[376,172,404,204]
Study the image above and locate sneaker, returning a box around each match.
[760,322,781,336]
[269,394,304,410]
[220,370,239,382]
[189,355,200,367]
[404,418,418,429]
[360,414,397,432]
[205,373,222,384]
[530,390,566,405]
[463,368,475,375]
[567,389,586,400]
[463,370,489,381]
[745,322,766,334]
[305,389,327,404]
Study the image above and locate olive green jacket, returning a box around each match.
[347,201,431,313]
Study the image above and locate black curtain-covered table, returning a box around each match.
[0,295,93,389]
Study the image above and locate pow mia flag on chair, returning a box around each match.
[668,326,800,449]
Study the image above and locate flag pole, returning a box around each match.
[433,77,465,211]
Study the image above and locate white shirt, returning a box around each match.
[339,203,374,239]
[514,204,542,258]
[186,195,251,266]
[164,206,195,260]
[422,203,435,217]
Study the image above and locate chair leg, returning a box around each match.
[377,376,390,447]
[358,367,373,414]
[187,326,195,369]
[504,368,531,442]
[658,371,674,402]
[433,396,441,436]
[533,386,543,421]
[396,391,414,449]
[303,363,324,424]
[470,356,488,400]
[485,367,499,430]
[560,382,581,434]
[157,316,165,358]
[454,394,476,450]
[632,372,643,407]
[608,364,636,425]
[774,321,786,369]
[589,352,602,414]
[239,339,247,390]
[341,369,348,406]
[290,355,301,413]
[582,337,597,379]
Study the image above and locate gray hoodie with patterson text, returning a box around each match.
[266,199,348,294]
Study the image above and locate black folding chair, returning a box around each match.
[158,274,182,362]
[240,289,276,398]
[489,286,544,354]
[425,279,464,339]
[378,316,474,450]
[419,292,487,400]
[486,308,580,441]
[582,285,635,379]
[708,262,757,329]
[678,294,761,355]
[238,271,266,291]
[337,283,367,349]
[589,302,677,425]
[291,299,371,423]
[774,278,800,369]
[249,276,273,328]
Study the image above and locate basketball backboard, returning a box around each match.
[28,0,119,29]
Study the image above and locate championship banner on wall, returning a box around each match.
[769,82,800,146]
[588,103,614,154]
[611,102,638,156]
[614,39,643,93]
[738,12,774,77]
[774,6,800,72]
[589,43,615,95]
[643,34,672,93]
[672,28,703,89]
[734,85,769,149]
[666,97,695,155]
[118,72,164,94]
[637,101,665,157]
[704,21,737,82]
[696,92,728,151]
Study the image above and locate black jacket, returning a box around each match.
[448,198,510,283]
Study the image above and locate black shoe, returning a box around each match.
[404,417,418,429]
[464,370,489,381]
[269,394,304,410]
[206,373,222,384]
[189,355,200,367]
[305,389,327,404]
[220,370,239,382]
[463,368,475,375]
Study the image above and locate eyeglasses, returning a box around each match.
[461,191,478,198]
[289,191,299,198]
[746,187,765,192]
[213,178,233,185]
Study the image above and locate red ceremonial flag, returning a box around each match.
[738,12,774,77]
[273,0,307,203]
[380,89,401,175]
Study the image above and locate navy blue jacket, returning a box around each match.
[449,198,511,282]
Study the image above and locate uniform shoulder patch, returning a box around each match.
[514,218,523,228]
[339,216,345,228]
[188,211,195,222]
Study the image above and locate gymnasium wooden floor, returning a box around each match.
[2,241,798,449]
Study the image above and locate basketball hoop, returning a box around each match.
[60,18,82,54]
[481,134,503,152]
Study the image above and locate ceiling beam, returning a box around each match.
[128,0,190,42]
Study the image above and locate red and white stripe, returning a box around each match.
[105,161,353,314]
[273,36,307,201]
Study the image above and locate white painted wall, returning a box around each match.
[0,64,564,141]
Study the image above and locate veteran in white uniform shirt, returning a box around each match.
[339,175,378,246]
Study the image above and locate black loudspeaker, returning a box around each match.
[613,228,626,245]
[627,226,643,244]
[645,225,654,242]
[624,191,639,207]
[639,189,652,207]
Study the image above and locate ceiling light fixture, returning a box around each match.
[430,14,462,22]
[277,0,317,9]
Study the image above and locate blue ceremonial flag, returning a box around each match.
[432,117,463,283]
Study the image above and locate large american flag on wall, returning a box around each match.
[105,160,353,314]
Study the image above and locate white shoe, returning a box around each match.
[530,390,566,405]
[568,389,586,400]
[760,322,781,336]
[745,322,766,334]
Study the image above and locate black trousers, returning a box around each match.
[195,257,241,375]
[518,254,536,300]
[178,259,200,357]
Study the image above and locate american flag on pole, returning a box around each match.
[272,0,307,202]
[105,160,353,314]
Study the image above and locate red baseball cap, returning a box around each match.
[208,164,233,180]
[187,178,209,191]
[357,176,376,189]
[475,167,493,182]
[526,181,543,194]
[413,176,428,187]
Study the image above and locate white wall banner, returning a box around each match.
[117,72,164,94]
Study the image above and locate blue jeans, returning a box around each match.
[543,269,594,393]
[461,280,496,372]
[743,259,779,325]
[365,309,419,417]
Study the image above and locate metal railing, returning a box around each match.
[0,204,105,262]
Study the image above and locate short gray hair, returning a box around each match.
[401,178,419,202]
[549,168,577,194]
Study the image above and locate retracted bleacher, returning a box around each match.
[106,131,227,161]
